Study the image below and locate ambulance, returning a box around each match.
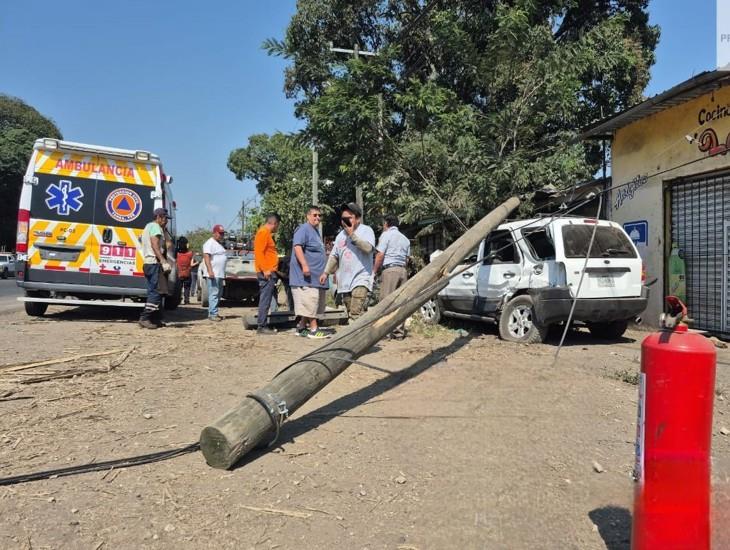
[15,138,179,316]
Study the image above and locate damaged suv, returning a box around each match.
[420,217,648,343]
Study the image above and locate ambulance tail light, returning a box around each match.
[16,209,30,253]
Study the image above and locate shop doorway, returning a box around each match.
[670,172,730,337]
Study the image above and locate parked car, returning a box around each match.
[196,250,259,307]
[420,217,649,343]
[0,253,16,279]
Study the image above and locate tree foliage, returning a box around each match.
[234,0,659,241]
[0,94,62,249]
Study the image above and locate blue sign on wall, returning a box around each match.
[624,220,648,247]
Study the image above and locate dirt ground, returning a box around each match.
[0,301,728,550]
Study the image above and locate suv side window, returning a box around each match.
[483,230,519,264]
[523,229,555,260]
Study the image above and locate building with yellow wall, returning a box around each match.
[583,70,730,336]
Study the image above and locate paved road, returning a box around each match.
[0,278,22,314]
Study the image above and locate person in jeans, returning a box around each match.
[253,213,281,334]
[320,203,375,322]
[176,236,193,305]
[139,208,172,329]
[203,224,228,322]
[373,214,411,339]
[290,205,329,338]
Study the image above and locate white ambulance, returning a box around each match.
[15,138,179,316]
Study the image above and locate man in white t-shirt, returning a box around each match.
[203,224,228,322]
[319,203,375,321]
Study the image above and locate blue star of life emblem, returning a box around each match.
[45,180,84,216]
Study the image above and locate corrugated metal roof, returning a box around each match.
[581,68,730,139]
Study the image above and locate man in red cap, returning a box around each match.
[203,224,228,321]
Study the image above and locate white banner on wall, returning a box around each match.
[719,0,730,67]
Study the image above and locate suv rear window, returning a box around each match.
[561,225,637,258]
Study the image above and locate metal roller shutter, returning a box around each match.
[670,172,730,336]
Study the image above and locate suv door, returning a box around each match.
[558,221,642,299]
[476,230,523,313]
[440,245,481,313]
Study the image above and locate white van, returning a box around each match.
[15,139,179,316]
[421,217,649,343]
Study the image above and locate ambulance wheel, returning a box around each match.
[498,295,548,344]
[200,281,209,308]
[25,301,48,317]
[587,320,628,340]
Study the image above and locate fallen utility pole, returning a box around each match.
[200,197,520,469]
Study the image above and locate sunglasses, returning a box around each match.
[341,216,353,221]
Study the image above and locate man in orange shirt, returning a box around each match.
[253,213,281,335]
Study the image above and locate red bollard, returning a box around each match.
[632,297,717,549]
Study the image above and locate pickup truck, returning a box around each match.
[0,253,15,279]
[197,250,259,307]
[420,217,649,343]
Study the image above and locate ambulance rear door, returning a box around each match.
[90,154,158,290]
[26,148,99,286]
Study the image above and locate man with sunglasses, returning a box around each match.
[290,205,329,338]
[319,203,375,321]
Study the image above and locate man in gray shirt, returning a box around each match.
[319,203,375,321]
[373,214,411,338]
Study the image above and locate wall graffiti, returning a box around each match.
[614,174,648,211]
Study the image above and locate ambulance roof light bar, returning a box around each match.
[33,139,161,163]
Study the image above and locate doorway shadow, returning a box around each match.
[230,335,473,470]
[588,506,632,550]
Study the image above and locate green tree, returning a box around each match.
[259,0,658,240]
[0,94,62,249]
[228,132,330,250]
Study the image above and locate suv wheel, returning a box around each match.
[498,295,548,344]
[1,267,7,279]
[420,299,441,325]
[587,320,629,340]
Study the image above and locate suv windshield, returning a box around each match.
[561,225,637,258]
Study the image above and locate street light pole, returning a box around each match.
[330,42,378,218]
[312,147,323,238]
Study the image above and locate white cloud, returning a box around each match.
[205,203,221,213]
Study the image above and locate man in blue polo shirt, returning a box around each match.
[373,214,411,338]
[290,205,330,338]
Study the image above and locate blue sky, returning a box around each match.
[0,0,717,233]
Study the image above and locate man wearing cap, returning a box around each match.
[253,213,281,334]
[139,208,173,329]
[319,203,375,321]
[203,224,228,322]
[373,214,411,339]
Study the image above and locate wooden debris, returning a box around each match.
[0,350,124,373]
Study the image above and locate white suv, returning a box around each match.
[420,217,648,343]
